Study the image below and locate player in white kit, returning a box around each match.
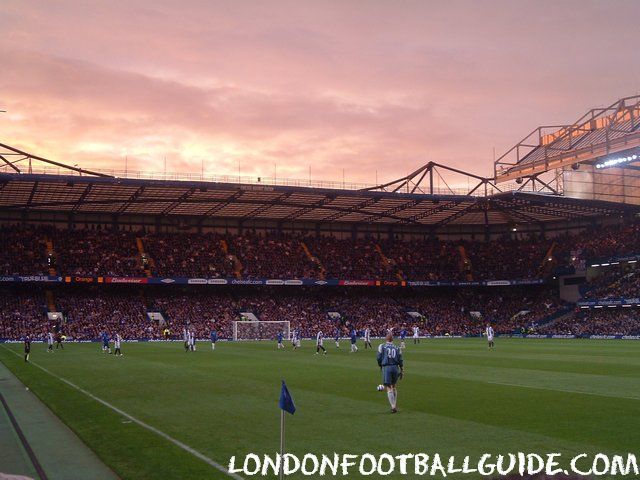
[315,330,327,355]
[364,327,372,349]
[183,328,189,352]
[412,325,420,344]
[47,331,54,352]
[114,333,123,356]
[485,324,495,349]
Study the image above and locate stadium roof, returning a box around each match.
[2,95,640,228]
[1,173,638,228]
[494,95,640,182]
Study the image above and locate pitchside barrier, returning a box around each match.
[577,298,640,307]
[2,335,640,343]
[505,334,640,340]
[0,275,545,287]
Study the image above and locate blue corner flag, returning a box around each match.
[279,380,296,415]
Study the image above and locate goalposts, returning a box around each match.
[232,320,291,342]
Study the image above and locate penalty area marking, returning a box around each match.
[1,345,244,480]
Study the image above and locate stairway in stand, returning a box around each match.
[136,237,155,277]
[220,239,243,278]
[301,241,326,279]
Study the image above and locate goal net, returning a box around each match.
[233,320,291,341]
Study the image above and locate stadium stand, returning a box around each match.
[0,285,567,341]
[582,265,640,300]
[142,231,236,278]
[1,219,640,341]
[0,225,50,276]
[0,220,639,280]
[1,99,640,342]
[540,309,640,336]
[55,229,144,277]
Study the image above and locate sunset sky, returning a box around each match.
[2,0,639,185]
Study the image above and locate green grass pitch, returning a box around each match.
[1,339,639,479]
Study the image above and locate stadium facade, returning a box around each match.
[1,96,640,343]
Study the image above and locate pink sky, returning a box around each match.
[2,0,639,185]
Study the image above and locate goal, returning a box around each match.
[232,320,291,342]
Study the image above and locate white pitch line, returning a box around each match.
[1,345,244,480]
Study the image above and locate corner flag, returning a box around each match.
[279,380,296,415]
[278,381,295,480]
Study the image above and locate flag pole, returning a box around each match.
[279,379,295,480]
[279,408,285,480]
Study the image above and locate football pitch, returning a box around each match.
[1,338,639,479]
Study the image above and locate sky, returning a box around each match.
[1,0,640,186]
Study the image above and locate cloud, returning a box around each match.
[1,0,640,185]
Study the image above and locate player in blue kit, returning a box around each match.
[101,331,111,354]
[376,332,404,413]
[349,328,358,353]
[277,331,285,349]
[334,328,341,348]
[399,328,407,349]
[210,330,218,350]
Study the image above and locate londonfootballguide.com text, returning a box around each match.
[228,452,639,477]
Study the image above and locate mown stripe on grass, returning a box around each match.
[404,361,640,400]
[1,345,244,480]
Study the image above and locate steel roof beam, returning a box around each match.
[0,142,113,178]
[491,199,545,227]
[26,181,39,210]
[0,153,21,173]
[1,194,418,224]
[199,190,245,217]
[159,188,196,215]
[321,197,385,222]
[399,200,468,224]
[362,200,418,223]
[241,191,294,219]
[431,202,480,229]
[116,186,146,214]
[515,205,584,220]
[71,183,94,212]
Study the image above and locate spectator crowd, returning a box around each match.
[582,264,640,300]
[0,285,569,341]
[2,219,639,342]
[540,309,640,336]
[1,220,639,281]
